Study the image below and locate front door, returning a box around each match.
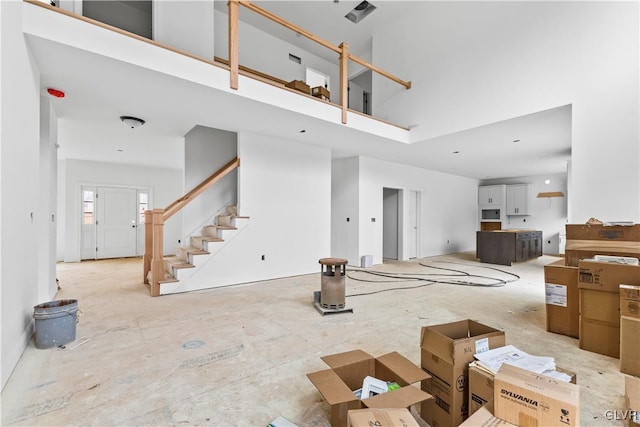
[95,186,138,259]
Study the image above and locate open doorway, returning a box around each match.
[383,188,400,260]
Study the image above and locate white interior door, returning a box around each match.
[407,190,419,259]
[96,187,138,259]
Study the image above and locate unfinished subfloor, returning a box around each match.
[0,253,628,426]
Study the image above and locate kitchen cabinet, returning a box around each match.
[477,230,543,265]
[478,185,506,206]
[506,184,531,215]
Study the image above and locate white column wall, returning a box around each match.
[60,160,183,262]
[1,1,42,391]
[153,1,214,59]
[38,97,58,302]
[358,157,478,265]
[236,132,331,281]
[183,126,237,243]
[371,2,639,223]
[331,157,360,265]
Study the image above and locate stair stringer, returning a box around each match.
[159,217,252,295]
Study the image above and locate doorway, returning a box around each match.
[81,185,150,260]
[383,188,400,260]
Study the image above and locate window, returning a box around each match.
[83,190,94,225]
[138,192,149,224]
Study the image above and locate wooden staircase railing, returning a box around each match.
[143,157,240,296]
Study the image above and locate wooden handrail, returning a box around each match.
[143,157,240,295]
[164,157,240,220]
[240,1,341,54]
[348,54,412,90]
[238,0,411,90]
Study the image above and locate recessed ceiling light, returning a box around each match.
[513,139,521,143]
[544,179,551,185]
[299,129,306,133]
[453,151,460,154]
[117,149,124,152]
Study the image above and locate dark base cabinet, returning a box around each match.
[477,230,543,266]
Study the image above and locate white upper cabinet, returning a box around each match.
[506,184,531,215]
[478,185,506,206]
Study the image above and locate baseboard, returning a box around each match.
[1,319,34,391]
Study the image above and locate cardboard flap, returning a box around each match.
[307,369,358,405]
[376,352,430,385]
[321,349,372,368]
[363,385,433,409]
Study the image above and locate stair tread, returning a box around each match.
[193,236,224,242]
[164,258,195,269]
[181,246,210,255]
[158,276,179,284]
[204,225,238,230]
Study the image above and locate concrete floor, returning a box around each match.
[0,253,628,426]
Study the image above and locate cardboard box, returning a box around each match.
[285,80,310,94]
[579,288,620,357]
[566,224,640,241]
[347,408,419,427]
[621,284,640,318]
[469,365,495,416]
[307,350,432,427]
[459,401,516,427]
[621,316,640,376]
[311,86,330,101]
[626,375,640,427]
[469,364,576,417]
[419,320,506,427]
[566,244,640,267]
[494,364,580,427]
[544,260,579,338]
[578,260,640,293]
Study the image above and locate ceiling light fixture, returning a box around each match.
[120,116,145,129]
[544,179,551,185]
[513,139,521,143]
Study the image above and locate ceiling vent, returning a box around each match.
[345,1,376,24]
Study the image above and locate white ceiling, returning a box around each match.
[32,1,570,179]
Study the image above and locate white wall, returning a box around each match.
[165,131,331,292]
[358,157,479,265]
[1,0,42,391]
[331,156,478,266]
[153,1,214,59]
[214,10,340,103]
[371,2,639,223]
[183,126,237,242]
[482,173,568,255]
[39,97,59,301]
[59,159,183,262]
[331,157,360,264]
[237,132,331,278]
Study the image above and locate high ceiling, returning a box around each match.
[33,1,570,180]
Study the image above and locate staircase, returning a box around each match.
[158,205,249,288]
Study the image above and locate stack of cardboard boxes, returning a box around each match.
[419,319,506,426]
[543,223,640,427]
[543,224,640,357]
